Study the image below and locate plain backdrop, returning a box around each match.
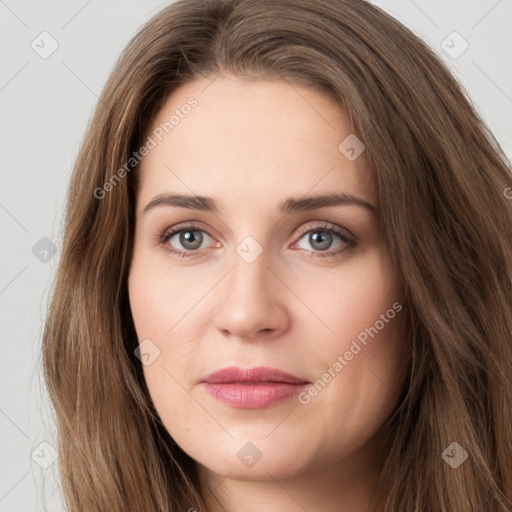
[1,1,511,510]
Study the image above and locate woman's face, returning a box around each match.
[128,75,409,483]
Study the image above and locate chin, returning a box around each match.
[199,456,305,482]
[190,436,312,481]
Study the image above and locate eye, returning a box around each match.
[159,223,218,258]
[292,222,356,257]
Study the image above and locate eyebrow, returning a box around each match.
[143,192,377,215]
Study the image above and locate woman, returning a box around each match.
[42,0,512,511]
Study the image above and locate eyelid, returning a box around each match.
[161,220,217,240]
[159,221,219,247]
[293,220,355,240]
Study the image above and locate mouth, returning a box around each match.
[201,366,310,409]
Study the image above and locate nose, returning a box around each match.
[213,248,291,341]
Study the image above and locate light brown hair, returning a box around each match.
[42,0,512,510]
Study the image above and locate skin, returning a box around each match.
[128,75,410,512]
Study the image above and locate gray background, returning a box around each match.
[1,1,511,510]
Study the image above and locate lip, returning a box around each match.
[201,366,310,409]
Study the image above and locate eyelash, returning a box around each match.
[157,222,357,259]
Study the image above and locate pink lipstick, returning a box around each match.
[201,366,310,409]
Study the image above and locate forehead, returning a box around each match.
[136,76,376,214]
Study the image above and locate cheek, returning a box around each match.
[296,250,409,475]
[296,248,408,419]
[128,250,162,339]
[129,272,198,435]
[128,249,203,340]
[293,247,405,354]
[128,253,209,421]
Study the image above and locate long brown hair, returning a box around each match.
[42,0,512,510]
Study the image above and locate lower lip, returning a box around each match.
[203,382,309,409]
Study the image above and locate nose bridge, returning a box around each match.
[213,235,289,338]
[228,236,272,299]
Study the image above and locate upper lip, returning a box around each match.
[201,366,310,384]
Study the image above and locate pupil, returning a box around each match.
[310,231,331,251]
[181,230,202,249]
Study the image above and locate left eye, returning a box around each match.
[294,227,351,253]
